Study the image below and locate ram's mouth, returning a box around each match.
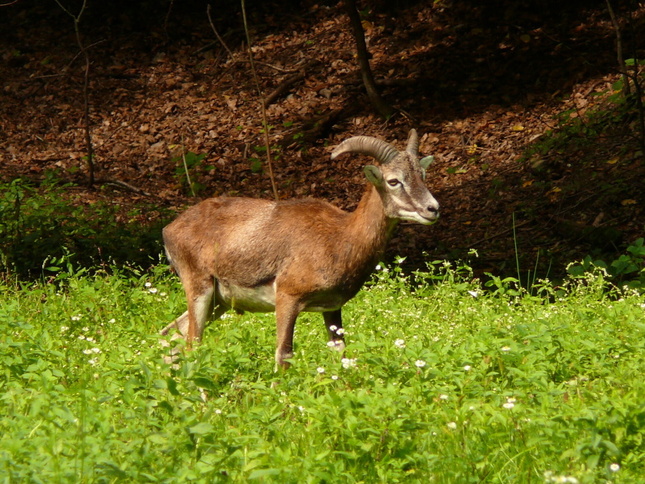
[400,211,439,225]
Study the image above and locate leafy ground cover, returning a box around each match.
[1,262,644,482]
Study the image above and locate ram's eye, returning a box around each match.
[387,179,400,187]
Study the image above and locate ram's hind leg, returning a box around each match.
[160,310,190,338]
[161,273,216,345]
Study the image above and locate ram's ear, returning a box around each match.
[364,165,384,187]
[420,155,434,169]
[419,156,434,180]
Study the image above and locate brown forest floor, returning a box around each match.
[1,0,644,281]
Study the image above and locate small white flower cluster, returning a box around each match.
[326,340,344,349]
[543,471,579,483]
[394,339,406,348]
[144,282,167,297]
[328,325,345,336]
[503,397,516,409]
[341,358,357,369]
[73,317,101,366]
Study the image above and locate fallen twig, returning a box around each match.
[263,71,306,107]
[97,178,152,197]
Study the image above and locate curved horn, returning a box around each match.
[406,129,419,156]
[331,136,399,164]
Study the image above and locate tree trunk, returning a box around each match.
[343,0,394,119]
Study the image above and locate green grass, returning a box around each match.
[1,263,644,483]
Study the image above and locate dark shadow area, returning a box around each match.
[0,0,643,283]
[372,0,636,119]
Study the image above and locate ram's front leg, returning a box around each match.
[323,309,346,352]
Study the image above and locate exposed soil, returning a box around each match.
[1,0,644,280]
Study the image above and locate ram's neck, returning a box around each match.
[343,185,398,278]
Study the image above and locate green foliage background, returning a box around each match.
[0,178,167,279]
[1,263,643,482]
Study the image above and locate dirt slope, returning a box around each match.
[1,0,643,280]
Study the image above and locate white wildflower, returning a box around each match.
[463,365,471,371]
[394,339,406,348]
[88,358,98,366]
[71,315,82,321]
[503,397,516,409]
[439,394,449,401]
[415,359,426,368]
[317,367,325,374]
[331,375,338,380]
[341,358,357,369]
[329,325,337,332]
[108,318,116,324]
[501,346,511,352]
[609,463,620,472]
[60,326,69,332]
[447,421,457,430]
[148,287,158,294]
[145,282,152,287]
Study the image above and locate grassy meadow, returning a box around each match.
[1,261,644,483]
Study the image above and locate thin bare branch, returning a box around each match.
[54,0,95,186]
[207,4,234,59]
[606,0,631,95]
[241,0,279,201]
